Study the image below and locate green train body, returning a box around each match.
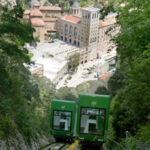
[50,94,110,145]
[50,99,76,141]
[76,93,110,145]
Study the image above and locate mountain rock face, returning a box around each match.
[0,130,51,150]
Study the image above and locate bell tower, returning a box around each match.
[70,0,81,17]
[80,7,100,60]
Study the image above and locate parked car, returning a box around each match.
[48,40,55,43]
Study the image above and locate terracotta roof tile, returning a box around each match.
[24,10,30,15]
[63,15,81,23]
[99,17,116,28]
[43,18,58,22]
[30,10,43,17]
[40,6,61,11]
[31,18,45,27]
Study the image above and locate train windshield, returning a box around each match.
[80,107,105,135]
[53,110,71,131]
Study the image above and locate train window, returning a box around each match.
[80,107,106,135]
[53,111,72,131]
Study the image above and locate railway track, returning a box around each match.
[41,142,70,150]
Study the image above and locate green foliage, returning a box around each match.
[136,122,150,142]
[0,115,14,139]
[30,76,56,135]
[68,53,80,72]
[104,0,150,148]
[95,86,109,95]
[79,0,94,7]
[0,4,55,143]
[50,32,59,40]
[55,87,77,101]
[45,13,56,18]
[108,69,124,97]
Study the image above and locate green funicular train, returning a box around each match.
[50,93,110,146]
[50,99,76,142]
[76,93,110,147]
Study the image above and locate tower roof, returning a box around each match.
[72,0,79,8]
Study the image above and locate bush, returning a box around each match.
[0,115,14,139]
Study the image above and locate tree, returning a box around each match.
[0,4,40,142]
[108,69,124,97]
[103,0,150,146]
[68,53,80,72]
[95,86,109,95]
[55,87,77,101]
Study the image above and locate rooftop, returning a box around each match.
[36,56,67,81]
[30,9,43,17]
[40,6,61,11]
[82,7,100,12]
[62,15,81,23]
[99,17,116,28]
[24,10,30,15]
[31,18,45,27]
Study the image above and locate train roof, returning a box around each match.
[78,93,110,108]
[52,99,76,104]
[79,93,110,98]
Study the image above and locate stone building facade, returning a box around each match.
[97,15,118,56]
[30,64,44,77]
[44,18,57,33]
[23,0,118,62]
[23,5,61,42]
[57,6,100,63]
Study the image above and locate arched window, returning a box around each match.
[74,40,76,46]
[64,24,68,34]
[92,14,94,19]
[65,37,67,42]
[77,41,80,47]
[74,27,77,37]
[69,26,73,35]
[69,39,72,43]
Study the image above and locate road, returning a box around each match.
[56,58,108,89]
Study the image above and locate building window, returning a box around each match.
[92,14,94,19]
[74,27,77,37]
[65,37,67,42]
[69,26,73,35]
[69,39,72,43]
[77,42,80,47]
[74,40,76,46]
[64,24,68,34]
